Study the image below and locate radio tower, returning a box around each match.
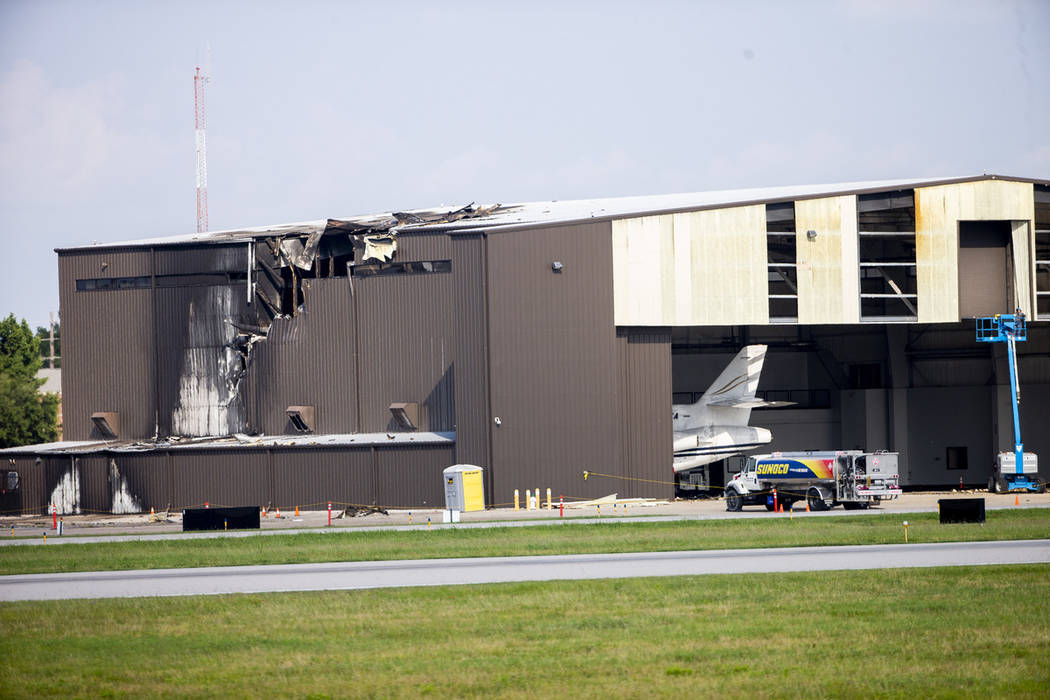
[194,65,209,233]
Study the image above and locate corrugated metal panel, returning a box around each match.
[486,221,623,503]
[117,453,175,511]
[3,456,43,515]
[63,249,153,279]
[154,244,247,275]
[154,284,250,437]
[76,456,110,514]
[619,328,673,498]
[394,233,452,262]
[271,448,375,509]
[59,253,156,440]
[450,234,491,479]
[354,271,454,433]
[611,207,768,326]
[246,278,357,435]
[173,450,269,508]
[915,180,1035,322]
[795,196,861,324]
[373,444,453,509]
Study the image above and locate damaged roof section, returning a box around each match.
[63,202,512,253]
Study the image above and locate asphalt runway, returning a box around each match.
[2,539,1047,601]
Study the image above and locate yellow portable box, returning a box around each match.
[443,464,485,512]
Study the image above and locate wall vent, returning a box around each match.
[389,402,419,431]
[285,405,315,433]
[91,412,120,439]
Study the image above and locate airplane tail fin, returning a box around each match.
[694,345,793,420]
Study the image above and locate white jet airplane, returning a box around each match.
[672,344,791,473]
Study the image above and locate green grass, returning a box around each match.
[1,565,1048,698]
[2,508,1049,576]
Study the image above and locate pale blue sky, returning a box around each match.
[1,0,1048,329]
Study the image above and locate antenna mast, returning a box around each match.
[194,65,209,233]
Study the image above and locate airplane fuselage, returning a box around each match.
[672,424,772,472]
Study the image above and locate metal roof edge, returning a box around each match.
[440,174,1050,237]
[0,432,456,455]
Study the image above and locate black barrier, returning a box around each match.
[183,506,261,531]
[938,498,986,524]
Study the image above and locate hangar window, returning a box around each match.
[766,202,798,322]
[76,276,151,291]
[858,189,917,321]
[1036,184,1050,319]
[351,260,451,277]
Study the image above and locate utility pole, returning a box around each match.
[194,64,209,233]
[48,311,56,368]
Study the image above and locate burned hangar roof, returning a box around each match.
[57,174,1048,252]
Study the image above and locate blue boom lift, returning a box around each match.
[976,311,1043,493]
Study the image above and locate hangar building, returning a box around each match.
[2,174,1049,515]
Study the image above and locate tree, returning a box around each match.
[0,314,59,447]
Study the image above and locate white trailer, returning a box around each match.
[725,451,901,512]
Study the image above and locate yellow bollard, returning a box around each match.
[514,490,520,511]
[903,521,909,543]
[546,488,552,510]
[409,511,413,524]
[525,489,532,510]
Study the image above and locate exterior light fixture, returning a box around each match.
[806,230,817,241]
[551,261,564,272]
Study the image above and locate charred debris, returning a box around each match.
[225,202,503,383]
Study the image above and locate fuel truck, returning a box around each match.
[724,451,901,512]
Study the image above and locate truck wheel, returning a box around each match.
[725,489,743,512]
[807,487,828,512]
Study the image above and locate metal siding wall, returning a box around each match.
[155,284,250,437]
[5,457,43,515]
[173,450,269,508]
[271,449,376,508]
[373,445,454,509]
[611,207,768,326]
[450,234,491,474]
[247,278,357,435]
[154,245,246,275]
[621,329,673,498]
[795,196,860,324]
[77,456,110,513]
[62,249,153,279]
[59,254,156,440]
[395,233,453,262]
[487,221,623,503]
[915,181,1036,322]
[354,271,455,433]
[117,453,175,511]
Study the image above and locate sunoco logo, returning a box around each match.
[756,463,790,475]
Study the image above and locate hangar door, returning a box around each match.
[958,221,1013,318]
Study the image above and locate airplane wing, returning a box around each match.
[705,398,796,408]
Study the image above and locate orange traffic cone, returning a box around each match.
[805,501,810,513]
[261,506,267,518]
[1015,495,1020,506]
[276,506,282,518]
[295,506,300,517]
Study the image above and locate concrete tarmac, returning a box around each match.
[2,539,1047,601]
[2,491,1047,546]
